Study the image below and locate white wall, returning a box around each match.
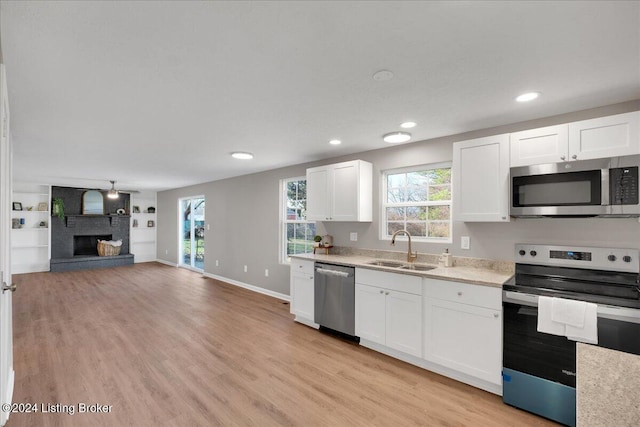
[157,100,640,296]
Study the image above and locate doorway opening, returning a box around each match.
[179,197,205,271]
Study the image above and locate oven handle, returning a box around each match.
[503,291,640,324]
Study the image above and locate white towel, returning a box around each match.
[537,296,565,336]
[551,297,587,328]
[566,302,598,344]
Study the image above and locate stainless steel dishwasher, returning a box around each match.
[314,263,356,337]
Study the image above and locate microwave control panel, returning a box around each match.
[610,166,638,205]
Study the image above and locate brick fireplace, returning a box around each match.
[50,186,134,272]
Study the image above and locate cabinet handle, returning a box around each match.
[560,155,566,161]
[385,292,389,296]
[309,276,313,280]
[379,290,384,294]
[501,216,506,220]
[299,265,303,268]
[457,291,462,296]
[493,313,499,318]
[572,154,577,160]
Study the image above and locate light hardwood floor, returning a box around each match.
[8,263,557,426]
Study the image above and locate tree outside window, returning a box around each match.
[383,165,452,241]
[282,177,316,262]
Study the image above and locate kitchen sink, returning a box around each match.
[399,264,436,271]
[366,260,406,268]
[366,260,436,271]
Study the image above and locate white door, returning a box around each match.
[452,134,510,222]
[354,283,386,345]
[510,124,569,166]
[306,166,330,221]
[568,111,640,161]
[425,298,502,384]
[0,64,15,427]
[290,272,315,321]
[385,290,422,357]
[330,162,358,221]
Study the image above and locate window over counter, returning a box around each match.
[281,177,316,263]
[381,164,452,242]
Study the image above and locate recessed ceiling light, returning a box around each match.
[516,92,540,102]
[383,132,412,144]
[231,152,253,160]
[329,139,342,145]
[400,121,416,129]
[373,70,394,82]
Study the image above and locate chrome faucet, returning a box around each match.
[391,230,418,263]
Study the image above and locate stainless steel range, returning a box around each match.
[502,244,640,426]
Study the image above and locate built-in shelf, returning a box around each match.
[130,193,157,263]
[11,183,51,274]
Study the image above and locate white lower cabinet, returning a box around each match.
[423,278,502,386]
[290,259,318,328]
[355,269,422,358]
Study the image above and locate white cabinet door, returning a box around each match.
[306,166,330,221]
[386,290,422,357]
[331,162,358,221]
[306,160,372,222]
[355,283,386,345]
[569,111,640,161]
[453,134,510,222]
[424,297,502,384]
[510,124,569,166]
[290,272,315,321]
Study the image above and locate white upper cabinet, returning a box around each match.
[453,134,510,222]
[568,111,640,161]
[510,112,640,166]
[306,160,372,222]
[510,124,569,167]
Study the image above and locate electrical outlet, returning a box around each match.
[215,260,219,267]
[461,236,470,250]
[244,265,248,273]
[265,269,269,277]
[350,232,358,241]
[165,249,168,255]
[207,224,210,231]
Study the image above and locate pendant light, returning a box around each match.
[107,180,119,199]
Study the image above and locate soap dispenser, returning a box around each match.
[442,248,454,268]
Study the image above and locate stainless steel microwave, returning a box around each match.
[510,155,640,217]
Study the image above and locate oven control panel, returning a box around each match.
[515,244,639,273]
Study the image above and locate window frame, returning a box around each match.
[379,162,453,243]
[280,176,316,264]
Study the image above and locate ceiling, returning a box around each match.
[1,1,639,192]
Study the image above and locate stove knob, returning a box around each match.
[608,254,617,262]
[530,250,537,257]
[518,250,526,256]
[623,255,632,263]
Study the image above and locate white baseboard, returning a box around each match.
[203,272,290,302]
[359,339,502,396]
[154,259,178,267]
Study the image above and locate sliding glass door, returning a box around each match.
[179,197,205,270]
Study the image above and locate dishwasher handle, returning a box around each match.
[315,267,352,278]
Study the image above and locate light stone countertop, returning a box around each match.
[291,250,513,288]
[577,343,640,426]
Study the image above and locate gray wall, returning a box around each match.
[157,100,640,296]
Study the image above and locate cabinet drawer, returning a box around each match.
[356,268,422,295]
[424,278,500,310]
[291,259,314,275]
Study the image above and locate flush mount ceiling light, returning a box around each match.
[231,152,254,160]
[516,92,540,102]
[107,180,119,199]
[329,139,342,145]
[383,131,412,144]
[372,70,394,82]
[400,121,417,129]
